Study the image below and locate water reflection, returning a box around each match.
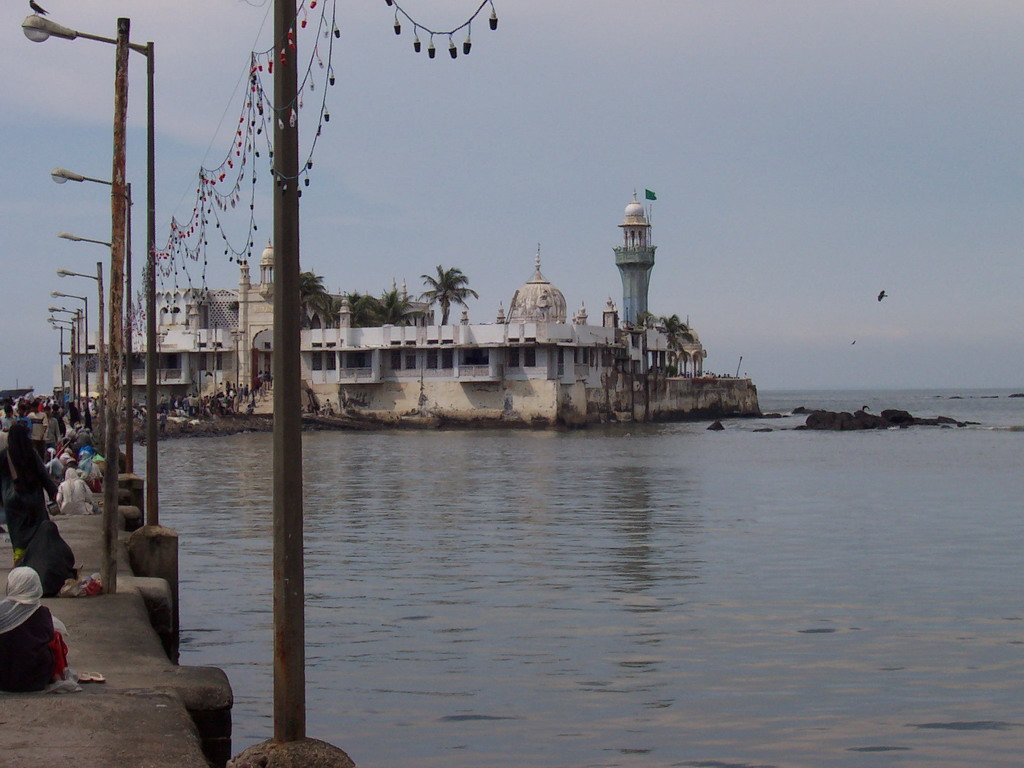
[162,421,1024,768]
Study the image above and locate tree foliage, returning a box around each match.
[420,265,478,325]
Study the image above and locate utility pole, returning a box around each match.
[101,16,129,595]
[273,0,305,743]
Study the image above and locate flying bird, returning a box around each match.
[877,290,888,302]
[850,340,856,345]
[29,1,48,15]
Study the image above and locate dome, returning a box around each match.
[259,240,274,267]
[507,249,567,324]
[622,193,648,226]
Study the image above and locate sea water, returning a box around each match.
[163,389,1024,767]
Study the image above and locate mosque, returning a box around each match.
[94,194,759,425]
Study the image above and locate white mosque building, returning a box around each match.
[79,194,758,426]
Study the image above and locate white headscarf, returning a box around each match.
[0,566,43,634]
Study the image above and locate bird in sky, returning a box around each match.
[29,1,48,15]
[850,340,856,345]
[877,290,888,302]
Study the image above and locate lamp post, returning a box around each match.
[56,174,134,473]
[49,311,81,402]
[27,14,160,592]
[50,290,88,400]
[50,322,69,401]
[25,13,145,594]
[56,263,105,424]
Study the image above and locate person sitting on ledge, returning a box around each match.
[56,466,95,516]
[0,567,70,692]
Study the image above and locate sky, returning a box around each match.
[2,0,1022,392]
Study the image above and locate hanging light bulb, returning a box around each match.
[324,109,330,122]
[334,24,340,38]
[413,29,421,52]
[394,13,401,35]
[304,177,310,187]
[463,31,472,54]
[385,0,393,5]
[490,6,498,30]
[428,36,436,58]
[449,36,457,58]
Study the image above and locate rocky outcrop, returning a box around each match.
[798,408,970,431]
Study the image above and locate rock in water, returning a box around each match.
[707,420,725,431]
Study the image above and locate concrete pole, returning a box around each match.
[124,182,134,473]
[273,0,306,742]
[101,16,130,595]
[145,41,159,527]
[95,261,106,426]
[70,323,78,404]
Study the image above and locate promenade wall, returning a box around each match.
[0,510,233,768]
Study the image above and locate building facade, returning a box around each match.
[57,195,760,425]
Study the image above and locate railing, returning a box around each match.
[458,364,501,380]
[339,367,374,381]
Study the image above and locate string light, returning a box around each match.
[158,0,499,297]
[389,0,498,57]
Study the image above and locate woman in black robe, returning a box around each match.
[1,422,58,566]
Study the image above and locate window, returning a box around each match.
[557,349,564,376]
[404,352,417,370]
[463,348,489,366]
[390,350,401,370]
[507,348,520,367]
[441,349,454,369]
[326,352,337,370]
[427,349,439,369]
[523,347,536,367]
[312,352,323,371]
[347,351,367,368]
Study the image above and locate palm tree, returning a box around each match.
[345,291,383,328]
[299,271,333,328]
[376,288,421,326]
[420,265,478,325]
[659,314,696,374]
[634,311,658,329]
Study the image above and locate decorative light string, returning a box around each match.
[156,0,499,300]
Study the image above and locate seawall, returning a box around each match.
[0,512,233,767]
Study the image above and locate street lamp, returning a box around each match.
[56,263,106,437]
[51,167,112,186]
[50,323,70,401]
[26,11,159,594]
[51,290,88,402]
[56,170,135,474]
[49,312,81,403]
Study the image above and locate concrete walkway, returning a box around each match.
[1,514,232,768]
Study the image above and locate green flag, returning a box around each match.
[645,189,657,201]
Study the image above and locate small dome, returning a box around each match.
[622,193,648,226]
[259,240,274,267]
[507,248,567,324]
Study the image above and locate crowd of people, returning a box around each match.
[0,395,87,692]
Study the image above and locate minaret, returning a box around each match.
[613,192,656,325]
[239,257,252,388]
[258,240,274,299]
